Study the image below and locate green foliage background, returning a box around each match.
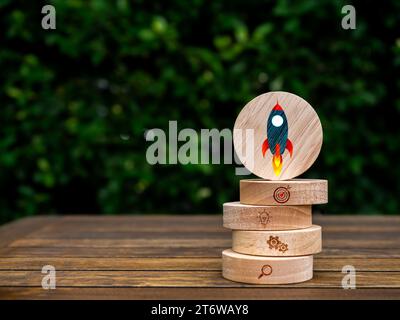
[1,0,399,223]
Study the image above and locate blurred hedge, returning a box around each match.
[1,0,400,223]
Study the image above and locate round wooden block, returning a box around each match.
[232,225,322,257]
[233,91,323,180]
[222,249,313,284]
[223,202,312,230]
[240,179,328,205]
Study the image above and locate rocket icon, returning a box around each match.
[262,102,293,176]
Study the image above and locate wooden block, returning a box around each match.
[222,249,313,284]
[233,91,323,180]
[223,202,312,230]
[232,225,322,257]
[240,179,328,205]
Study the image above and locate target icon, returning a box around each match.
[273,186,290,203]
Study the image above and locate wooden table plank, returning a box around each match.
[7,238,400,249]
[0,214,399,299]
[0,270,399,288]
[2,246,400,258]
[0,257,399,271]
[0,216,58,247]
[1,287,399,300]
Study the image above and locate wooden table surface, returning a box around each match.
[0,214,399,300]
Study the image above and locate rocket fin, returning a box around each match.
[262,139,269,157]
[286,139,293,157]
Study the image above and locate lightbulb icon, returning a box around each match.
[258,210,271,226]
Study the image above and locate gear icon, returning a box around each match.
[267,236,280,249]
[278,243,289,253]
[266,236,289,253]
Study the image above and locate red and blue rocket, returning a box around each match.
[262,102,293,176]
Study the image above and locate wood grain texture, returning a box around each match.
[1,257,400,271]
[1,270,400,288]
[223,202,312,230]
[232,225,322,256]
[240,179,328,205]
[0,215,399,299]
[2,287,400,300]
[222,249,313,284]
[233,91,323,180]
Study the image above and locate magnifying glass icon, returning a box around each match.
[258,264,273,279]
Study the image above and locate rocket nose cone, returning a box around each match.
[272,103,283,111]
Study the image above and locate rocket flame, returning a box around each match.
[272,143,282,176]
[272,154,282,176]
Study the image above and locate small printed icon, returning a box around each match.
[273,185,290,203]
[258,264,273,279]
[258,210,271,226]
[278,243,289,253]
[267,236,289,253]
[262,102,293,176]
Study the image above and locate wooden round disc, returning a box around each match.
[222,249,313,284]
[240,179,328,205]
[232,225,322,257]
[223,202,312,230]
[233,91,323,180]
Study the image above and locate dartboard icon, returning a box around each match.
[273,186,290,203]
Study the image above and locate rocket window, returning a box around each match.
[271,115,284,127]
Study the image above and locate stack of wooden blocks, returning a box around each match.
[222,91,328,284]
[222,179,328,284]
